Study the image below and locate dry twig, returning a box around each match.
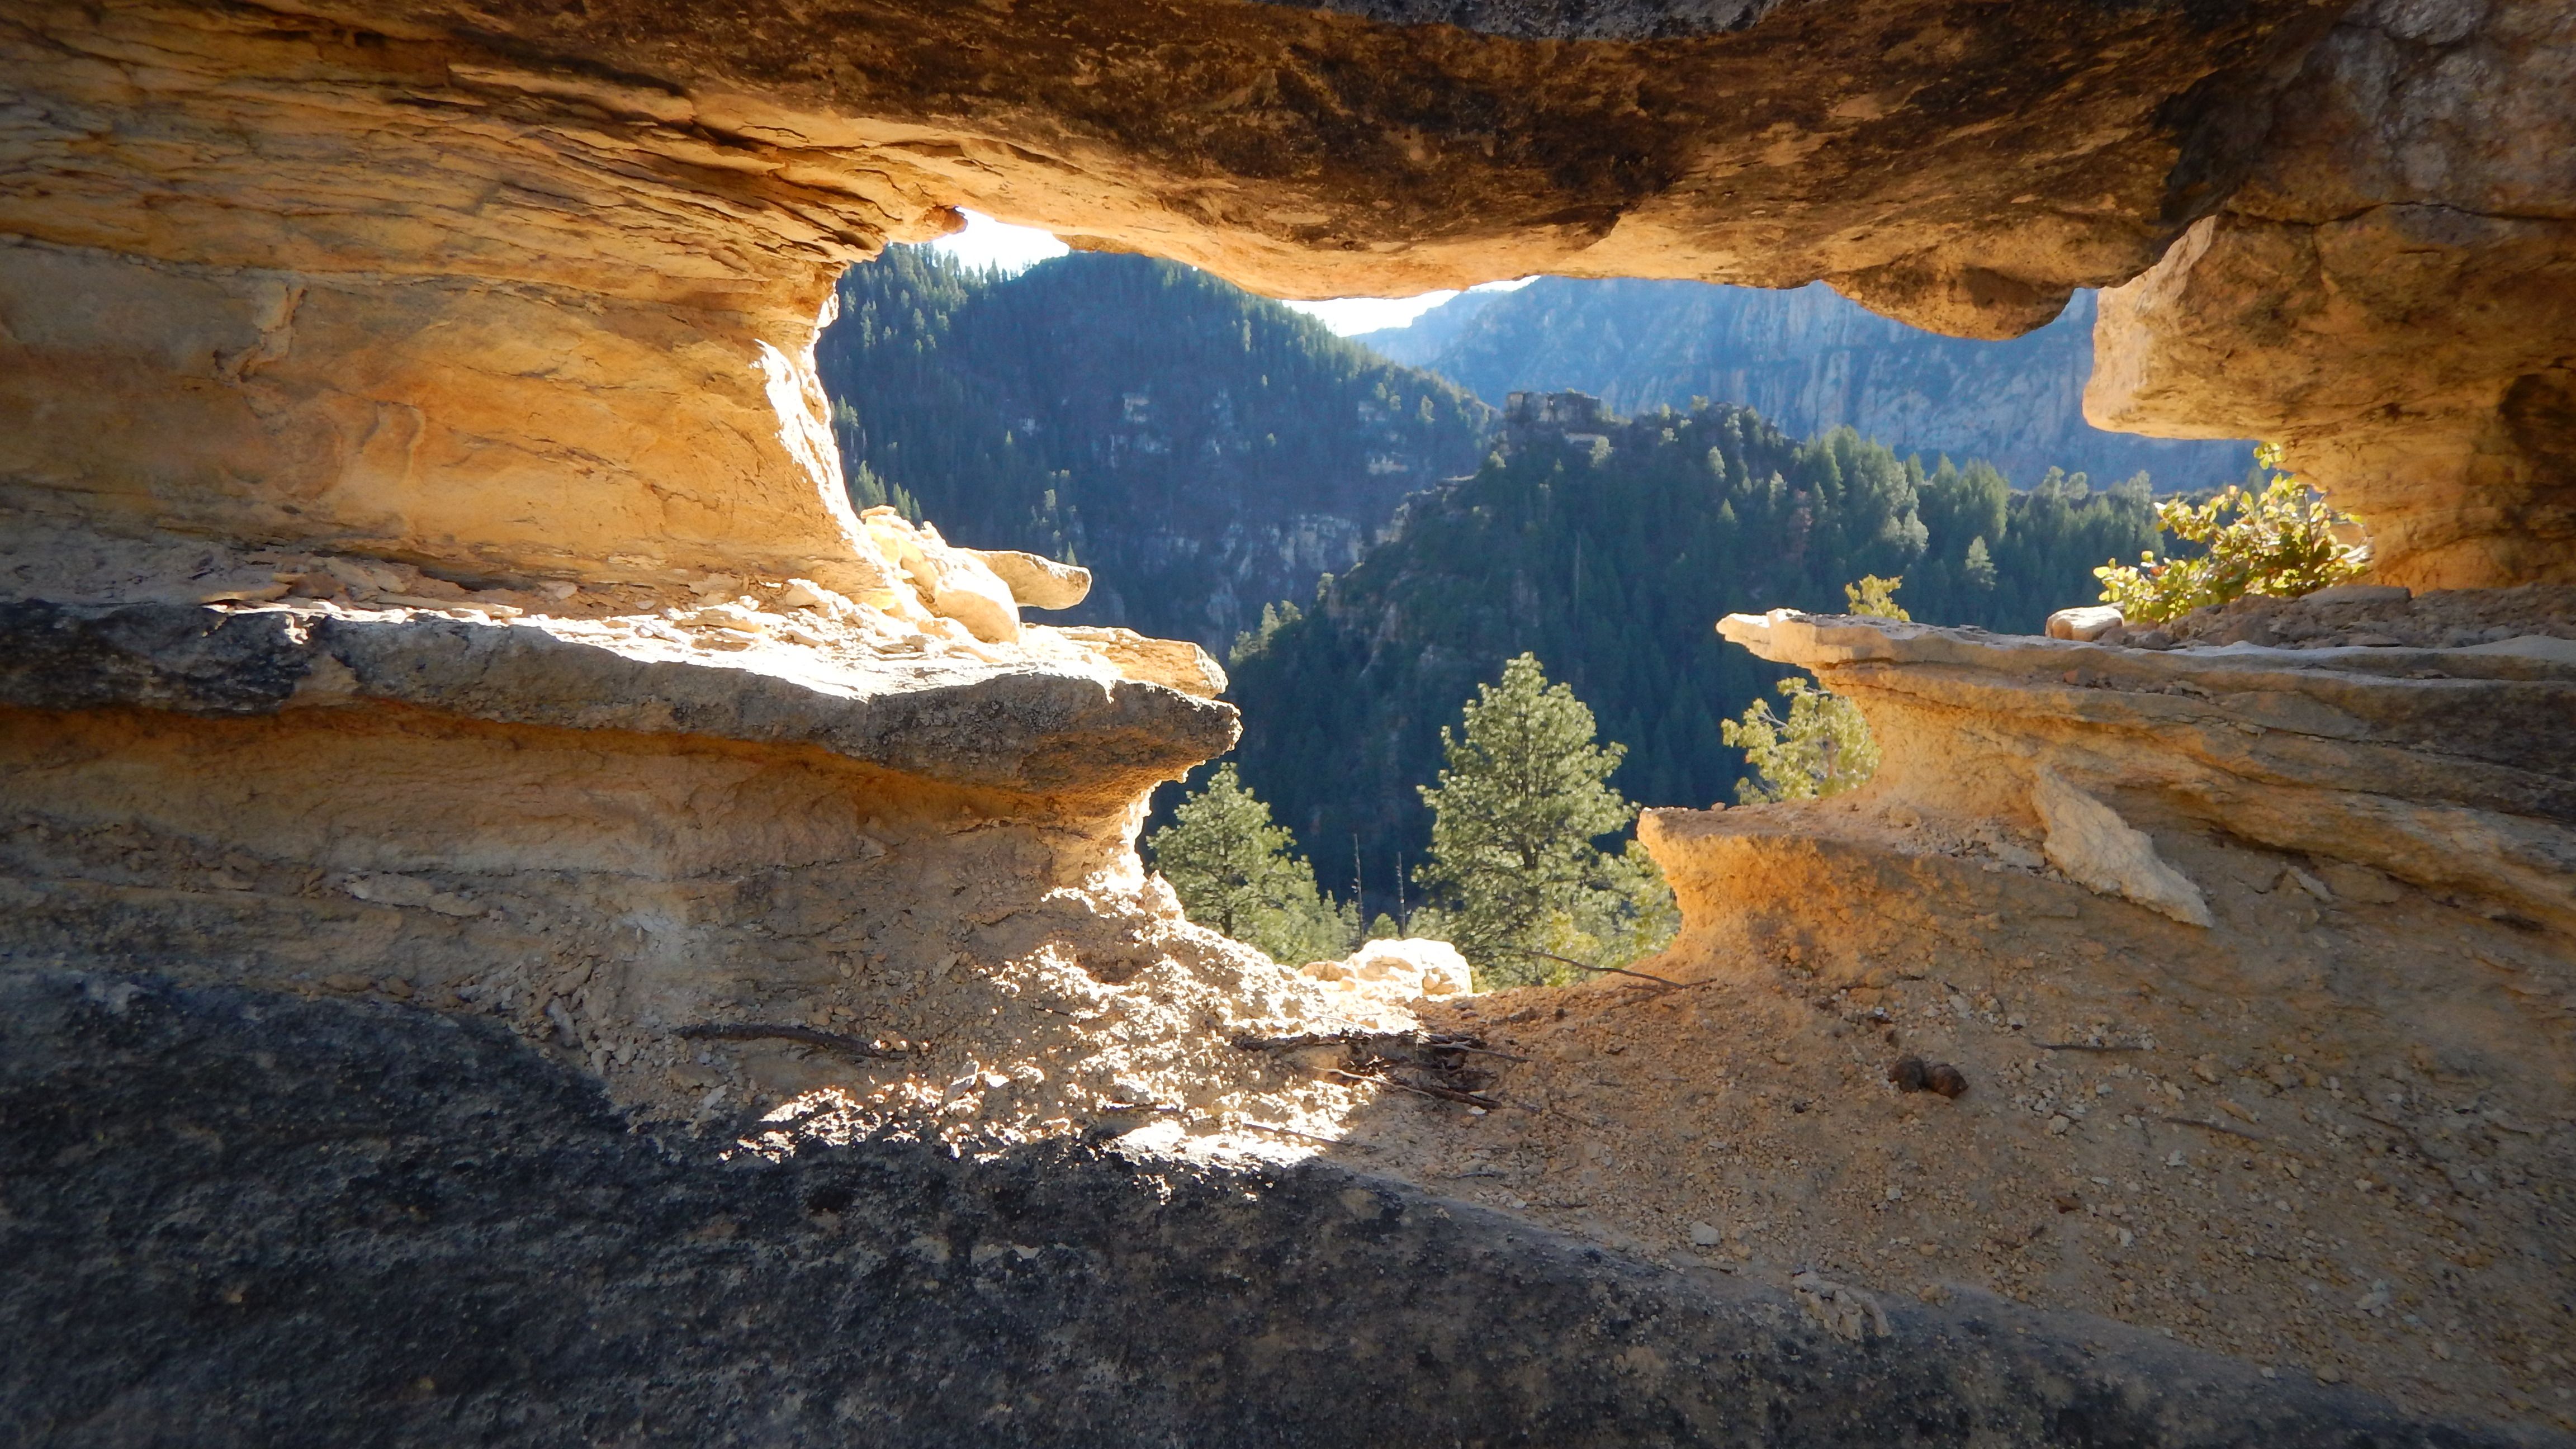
[1324,1067,1505,1111]
[678,1022,901,1059]
[1495,946,1683,990]
[2163,1114,2265,1142]
[1231,1028,1527,1062]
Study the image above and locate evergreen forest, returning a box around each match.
[1224,401,2168,919]
[814,247,1490,650]
[815,247,2200,932]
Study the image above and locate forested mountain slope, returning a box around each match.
[1225,400,2164,916]
[1355,281,2255,492]
[814,248,1492,650]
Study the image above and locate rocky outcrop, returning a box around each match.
[1580,610,2576,1430]
[0,0,2360,609]
[0,497,1280,1148]
[5,0,2573,1438]
[7,0,2563,594]
[2088,0,2576,589]
[1707,609,2576,932]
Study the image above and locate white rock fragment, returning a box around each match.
[915,549,1022,644]
[859,509,1022,643]
[320,556,414,597]
[772,578,830,610]
[2030,770,2214,927]
[1790,1271,1891,1341]
[969,549,1092,610]
[2045,604,2125,641]
[190,571,294,604]
[686,601,770,634]
[342,872,482,918]
[1349,939,1473,997]
[1298,938,1474,1011]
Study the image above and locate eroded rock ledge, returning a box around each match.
[1545,610,2576,1428]
[1707,608,2576,931]
[0,600,1232,801]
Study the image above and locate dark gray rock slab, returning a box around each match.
[1,965,2549,1448]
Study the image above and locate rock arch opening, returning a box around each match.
[2,0,2569,1441]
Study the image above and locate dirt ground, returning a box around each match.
[1308,828,2576,1434]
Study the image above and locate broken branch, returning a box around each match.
[678,1022,901,1059]
[1494,946,1683,990]
[2162,1114,2265,1142]
[1324,1067,1506,1111]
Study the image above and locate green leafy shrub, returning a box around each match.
[2092,454,2365,622]
[1843,574,1910,620]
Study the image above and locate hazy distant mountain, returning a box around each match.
[1354,280,2255,491]
[1351,288,1503,367]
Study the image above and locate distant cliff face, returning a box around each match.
[1361,281,2255,491]
[815,249,1493,652]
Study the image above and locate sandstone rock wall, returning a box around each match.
[5,0,2574,1438]
[1603,610,2573,1427]
[2089,0,2576,588]
[9,0,2564,593]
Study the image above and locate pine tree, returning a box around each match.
[1718,676,1881,804]
[1145,764,1356,965]
[1413,654,1675,987]
[1961,536,1997,591]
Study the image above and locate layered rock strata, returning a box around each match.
[8,0,2569,591]
[0,500,1385,1152]
[1704,608,2576,934]
[5,0,2574,1438]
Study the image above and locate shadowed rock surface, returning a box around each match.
[0,965,2541,1448]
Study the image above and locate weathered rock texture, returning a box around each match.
[7,0,2568,590]
[0,583,1410,1147]
[2088,0,2576,588]
[1711,609,2576,933]
[0,0,2366,604]
[1584,610,2575,1429]
[5,0,2574,1438]
[3,963,2545,1447]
